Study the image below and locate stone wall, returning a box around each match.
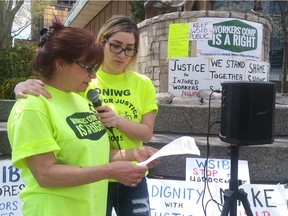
[155,92,288,136]
[1,97,288,183]
[136,11,271,93]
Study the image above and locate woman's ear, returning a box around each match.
[55,58,65,67]
[55,58,65,68]
[55,58,65,74]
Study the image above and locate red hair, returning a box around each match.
[33,16,104,79]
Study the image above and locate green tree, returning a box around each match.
[128,1,146,23]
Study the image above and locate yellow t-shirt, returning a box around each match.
[7,85,110,216]
[86,69,158,151]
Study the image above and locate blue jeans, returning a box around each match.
[106,177,150,216]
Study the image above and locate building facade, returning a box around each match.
[31,0,76,41]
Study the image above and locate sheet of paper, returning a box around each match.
[138,136,200,166]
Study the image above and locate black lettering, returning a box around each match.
[251,188,263,207]
[210,59,223,67]
[264,189,277,208]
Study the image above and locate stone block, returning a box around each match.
[0,122,10,156]
[0,100,15,121]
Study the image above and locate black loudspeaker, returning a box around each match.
[219,81,276,145]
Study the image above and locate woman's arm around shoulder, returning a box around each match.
[14,79,51,99]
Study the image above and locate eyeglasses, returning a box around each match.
[104,38,138,57]
[72,59,99,73]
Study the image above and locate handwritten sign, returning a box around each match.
[189,20,213,41]
[168,57,269,96]
[186,158,250,184]
[2,158,287,216]
[147,178,288,216]
[0,160,24,216]
[238,184,288,216]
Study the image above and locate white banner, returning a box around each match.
[2,156,287,216]
[0,160,24,216]
[186,158,250,185]
[148,178,288,216]
[190,18,263,60]
[168,57,269,96]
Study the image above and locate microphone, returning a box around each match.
[87,89,115,137]
[87,89,104,113]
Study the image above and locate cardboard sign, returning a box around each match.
[147,178,288,216]
[168,57,269,96]
[0,160,24,216]
[2,159,287,216]
[186,158,250,184]
[167,18,267,97]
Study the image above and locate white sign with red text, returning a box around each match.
[186,158,250,184]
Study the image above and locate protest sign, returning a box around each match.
[147,178,288,216]
[0,160,24,216]
[167,17,268,97]
[186,158,250,184]
[2,156,287,216]
[168,57,269,96]
[193,18,263,60]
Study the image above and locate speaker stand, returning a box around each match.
[221,145,253,216]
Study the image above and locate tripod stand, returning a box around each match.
[221,145,253,216]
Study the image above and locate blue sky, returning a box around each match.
[13,0,31,39]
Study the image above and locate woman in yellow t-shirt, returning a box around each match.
[14,15,159,216]
[9,16,156,216]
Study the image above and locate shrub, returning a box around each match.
[0,77,29,99]
[0,44,36,99]
[128,1,146,23]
